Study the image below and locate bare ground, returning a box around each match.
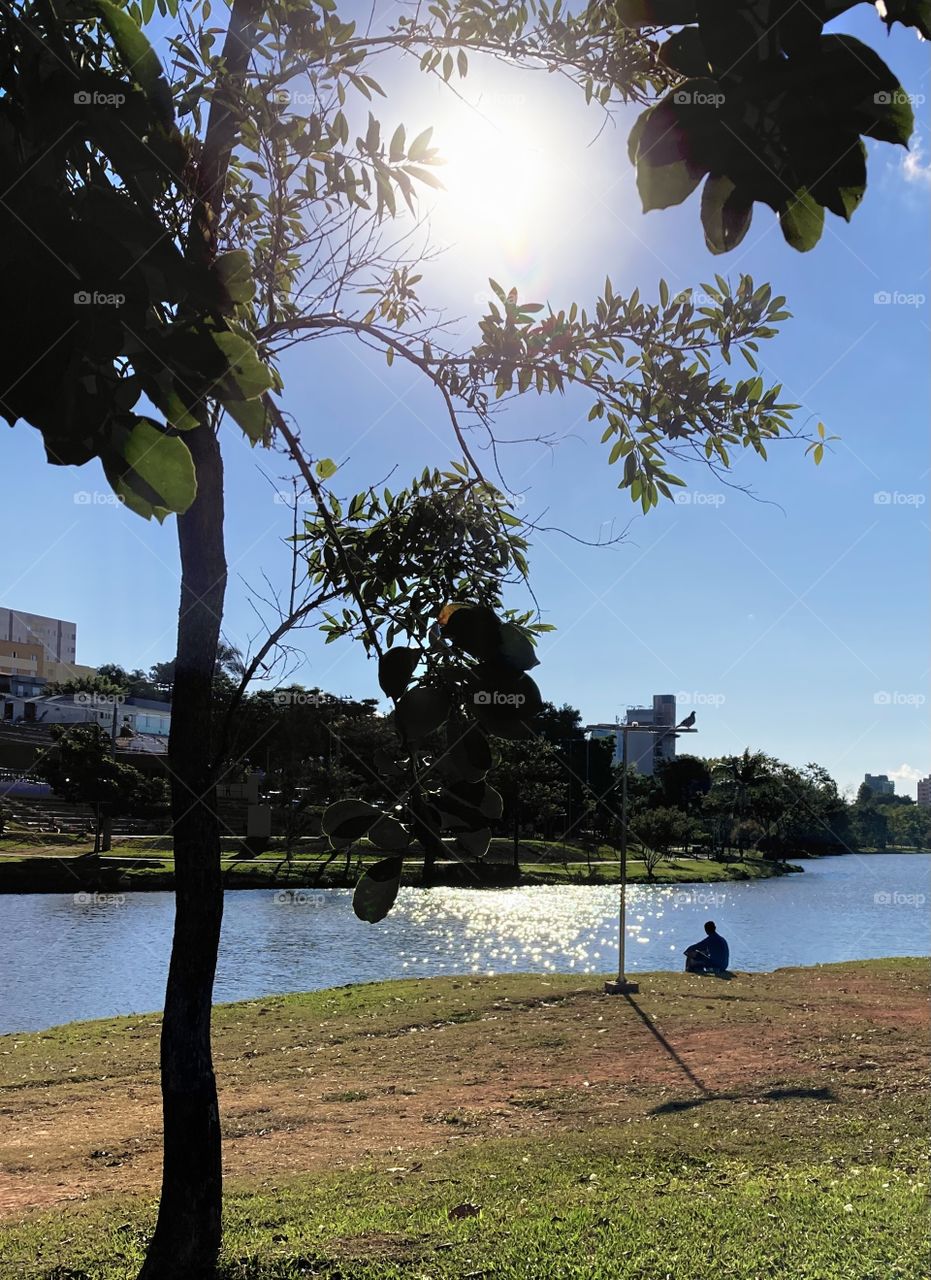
[0,960,926,1218]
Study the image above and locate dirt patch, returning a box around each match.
[0,963,926,1218]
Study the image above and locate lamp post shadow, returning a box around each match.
[617,991,838,1114]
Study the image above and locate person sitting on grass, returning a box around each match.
[684,920,730,974]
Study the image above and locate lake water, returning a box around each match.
[1,854,927,1033]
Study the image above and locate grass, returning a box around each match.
[0,960,926,1278]
[0,836,801,892]
[4,1136,926,1279]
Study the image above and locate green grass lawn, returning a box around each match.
[3,1132,926,1279]
[0,960,926,1279]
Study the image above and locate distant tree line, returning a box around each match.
[35,669,930,863]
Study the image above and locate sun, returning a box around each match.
[436,108,550,242]
[418,85,574,293]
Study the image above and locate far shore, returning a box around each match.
[0,838,807,893]
[1,837,924,895]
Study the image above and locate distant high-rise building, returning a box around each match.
[0,607,94,684]
[864,773,895,797]
[587,694,678,777]
[0,607,75,664]
[917,777,931,808]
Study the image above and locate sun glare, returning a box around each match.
[419,86,576,297]
[438,110,549,241]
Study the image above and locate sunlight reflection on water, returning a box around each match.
[2,854,928,1031]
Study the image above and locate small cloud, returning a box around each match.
[887,763,923,788]
[901,139,931,187]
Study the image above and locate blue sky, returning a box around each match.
[2,7,928,797]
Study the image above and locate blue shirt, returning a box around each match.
[692,932,729,969]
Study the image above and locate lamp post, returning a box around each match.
[604,720,698,995]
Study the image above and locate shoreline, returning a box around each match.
[0,848,804,893]
[1,842,922,896]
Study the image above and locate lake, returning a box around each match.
[1,853,927,1033]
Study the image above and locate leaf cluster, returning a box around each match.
[319,600,545,922]
[624,0,924,252]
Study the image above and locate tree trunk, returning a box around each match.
[139,0,260,1271]
[140,426,227,1279]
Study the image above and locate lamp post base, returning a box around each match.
[604,978,639,995]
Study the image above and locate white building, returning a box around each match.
[587,694,678,777]
[0,693,170,753]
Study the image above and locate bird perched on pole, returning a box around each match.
[677,710,696,728]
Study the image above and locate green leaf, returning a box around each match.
[454,827,491,858]
[223,396,267,443]
[779,188,824,252]
[315,457,338,480]
[389,123,406,162]
[441,605,501,661]
[637,158,704,212]
[816,35,914,147]
[471,668,543,738]
[497,622,540,673]
[395,686,451,740]
[107,419,196,520]
[214,249,255,304]
[212,331,274,400]
[378,646,420,700]
[405,166,445,191]
[407,128,434,161]
[95,0,169,116]
[700,175,753,254]
[353,857,404,922]
[444,722,493,783]
[811,138,866,222]
[368,815,411,852]
[632,87,723,212]
[322,798,381,843]
[478,784,504,820]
